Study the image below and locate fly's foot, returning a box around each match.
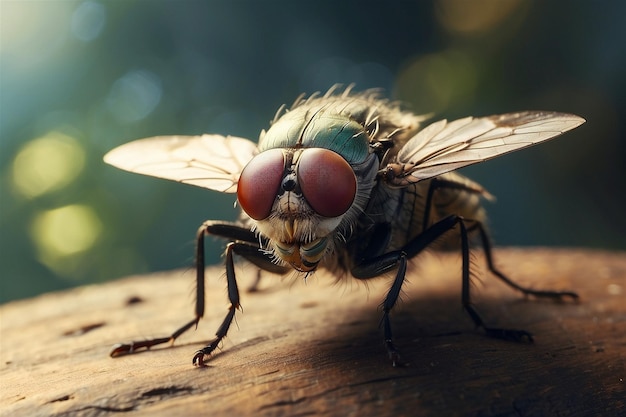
[110,343,135,357]
[483,327,534,343]
[529,289,579,302]
[504,276,580,302]
[192,350,207,367]
[110,337,171,357]
[192,338,221,367]
[384,339,407,367]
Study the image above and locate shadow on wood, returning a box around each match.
[1,248,624,416]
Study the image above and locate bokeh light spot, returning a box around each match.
[11,131,86,199]
[30,204,103,260]
[71,0,106,42]
[106,69,163,123]
[436,0,525,35]
[1,1,72,70]
[395,50,477,114]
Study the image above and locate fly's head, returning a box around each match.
[237,146,377,272]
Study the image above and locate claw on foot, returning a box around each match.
[192,351,207,367]
[110,343,133,357]
[192,338,222,366]
[385,340,408,367]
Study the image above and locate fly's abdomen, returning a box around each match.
[390,172,491,251]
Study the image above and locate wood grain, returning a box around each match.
[1,248,624,416]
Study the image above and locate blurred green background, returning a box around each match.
[1,0,624,303]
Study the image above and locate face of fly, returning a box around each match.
[236,144,379,272]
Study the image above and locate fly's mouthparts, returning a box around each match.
[286,218,295,240]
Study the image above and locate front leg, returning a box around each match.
[192,241,240,366]
[110,221,287,362]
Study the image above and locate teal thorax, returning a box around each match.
[258,107,370,165]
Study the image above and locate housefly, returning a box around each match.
[105,86,585,366]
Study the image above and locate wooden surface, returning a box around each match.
[1,248,625,417]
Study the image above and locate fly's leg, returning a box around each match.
[476,225,579,301]
[456,220,533,342]
[110,221,287,361]
[422,177,578,301]
[421,179,577,340]
[381,256,407,367]
[191,241,239,367]
[424,178,579,301]
[351,215,465,366]
[351,213,553,366]
[109,320,199,358]
[190,223,287,366]
[109,223,216,357]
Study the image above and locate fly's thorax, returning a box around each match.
[258,104,371,165]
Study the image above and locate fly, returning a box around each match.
[104,85,585,367]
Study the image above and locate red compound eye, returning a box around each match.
[238,149,285,220]
[297,149,357,218]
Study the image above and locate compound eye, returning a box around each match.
[237,149,284,220]
[297,149,357,218]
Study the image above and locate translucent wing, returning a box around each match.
[385,111,585,186]
[103,134,258,193]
